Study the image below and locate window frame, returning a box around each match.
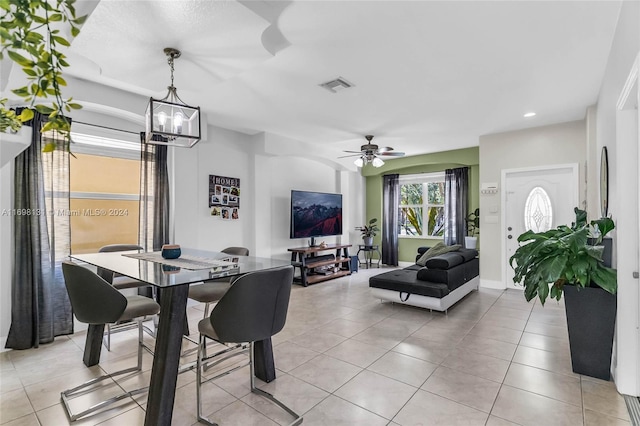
[67,127,143,254]
[398,172,445,239]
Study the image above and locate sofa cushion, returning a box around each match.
[418,265,464,287]
[415,246,432,262]
[425,252,465,270]
[416,242,461,266]
[416,258,480,290]
[457,248,479,262]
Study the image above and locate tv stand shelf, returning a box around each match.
[288,244,352,286]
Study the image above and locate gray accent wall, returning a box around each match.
[478,120,587,289]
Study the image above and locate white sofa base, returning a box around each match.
[371,276,480,312]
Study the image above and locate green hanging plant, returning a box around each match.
[0,0,87,150]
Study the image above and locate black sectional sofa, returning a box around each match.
[369,246,479,312]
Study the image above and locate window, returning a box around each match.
[399,173,445,237]
[68,128,142,254]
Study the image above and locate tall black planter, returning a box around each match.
[563,285,617,380]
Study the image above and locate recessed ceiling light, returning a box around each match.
[524,112,536,118]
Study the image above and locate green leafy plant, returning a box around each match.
[466,208,479,237]
[0,98,23,133]
[357,218,380,238]
[0,0,86,150]
[509,207,617,305]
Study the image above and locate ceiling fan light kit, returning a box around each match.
[145,48,201,148]
[345,135,405,168]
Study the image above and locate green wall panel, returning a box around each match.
[363,147,479,263]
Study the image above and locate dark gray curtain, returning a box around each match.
[382,174,400,266]
[6,112,73,349]
[139,133,170,251]
[444,167,469,245]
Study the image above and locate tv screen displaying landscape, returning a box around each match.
[290,190,343,239]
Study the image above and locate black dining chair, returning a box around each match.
[195,265,301,426]
[60,261,160,422]
[184,247,250,359]
[188,246,250,318]
[97,244,157,351]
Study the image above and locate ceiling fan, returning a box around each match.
[340,135,405,168]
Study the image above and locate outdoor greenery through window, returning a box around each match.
[399,173,445,237]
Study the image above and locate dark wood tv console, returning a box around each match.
[288,244,352,286]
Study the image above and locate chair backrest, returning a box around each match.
[99,244,144,253]
[210,265,294,343]
[221,247,249,256]
[62,261,128,325]
[97,244,143,281]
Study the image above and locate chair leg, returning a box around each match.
[61,319,148,422]
[196,334,219,426]
[104,324,111,351]
[249,342,303,426]
[202,303,211,361]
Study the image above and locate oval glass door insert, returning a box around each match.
[524,186,553,232]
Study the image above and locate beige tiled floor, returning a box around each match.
[0,267,632,425]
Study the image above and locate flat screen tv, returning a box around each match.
[290,190,342,246]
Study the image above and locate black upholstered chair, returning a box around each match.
[196,265,301,426]
[97,244,146,289]
[97,244,155,350]
[61,261,160,422]
[188,247,250,317]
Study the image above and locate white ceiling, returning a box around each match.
[62,1,623,157]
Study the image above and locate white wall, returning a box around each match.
[478,120,587,288]
[173,127,364,261]
[593,0,639,396]
[173,126,253,252]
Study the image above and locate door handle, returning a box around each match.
[634,272,639,279]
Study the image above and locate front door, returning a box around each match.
[503,164,579,289]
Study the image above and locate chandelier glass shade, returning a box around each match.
[145,48,201,148]
[354,155,385,168]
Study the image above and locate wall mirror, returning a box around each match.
[600,146,609,218]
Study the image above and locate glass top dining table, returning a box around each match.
[70,248,292,426]
[72,247,292,287]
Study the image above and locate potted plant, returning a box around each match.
[357,218,379,246]
[465,208,479,249]
[509,207,617,380]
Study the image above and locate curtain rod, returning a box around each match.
[74,120,141,136]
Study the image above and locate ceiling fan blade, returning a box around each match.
[376,146,395,153]
[378,151,405,157]
[338,154,363,159]
[342,150,364,154]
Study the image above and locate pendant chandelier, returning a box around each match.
[145,48,201,148]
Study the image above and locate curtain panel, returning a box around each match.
[6,112,73,349]
[139,133,170,251]
[382,174,400,266]
[444,167,469,246]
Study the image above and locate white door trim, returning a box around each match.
[613,50,640,397]
[501,163,580,290]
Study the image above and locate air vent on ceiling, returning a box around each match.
[319,77,354,93]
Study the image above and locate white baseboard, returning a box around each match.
[0,335,7,353]
[480,279,505,290]
[397,261,414,268]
